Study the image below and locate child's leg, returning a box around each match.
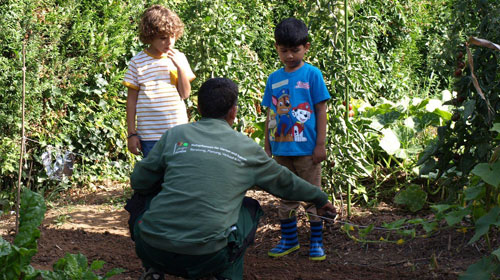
[292,156,322,221]
[290,156,326,260]
[274,156,301,219]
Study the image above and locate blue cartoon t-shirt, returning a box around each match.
[261,63,330,156]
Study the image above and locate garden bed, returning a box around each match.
[1,183,496,279]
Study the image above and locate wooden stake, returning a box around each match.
[15,42,27,234]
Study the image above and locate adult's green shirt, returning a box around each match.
[131,118,328,255]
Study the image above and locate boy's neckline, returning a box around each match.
[283,61,306,73]
[144,49,167,59]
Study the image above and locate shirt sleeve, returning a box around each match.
[122,58,140,90]
[261,76,273,107]
[310,67,330,105]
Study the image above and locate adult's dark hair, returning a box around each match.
[198,78,238,118]
[274,17,309,47]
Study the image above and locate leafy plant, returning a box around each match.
[0,189,123,279]
[459,248,500,280]
[394,185,428,212]
[0,188,45,279]
[39,253,124,280]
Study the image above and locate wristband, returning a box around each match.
[127,133,138,139]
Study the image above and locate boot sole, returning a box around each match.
[309,254,326,261]
[268,245,300,257]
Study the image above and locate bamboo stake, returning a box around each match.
[344,0,352,217]
[15,42,27,234]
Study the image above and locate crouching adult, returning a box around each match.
[129,78,336,280]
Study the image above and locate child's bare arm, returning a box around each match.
[168,49,194,100]
[126,88,141,155]
[312,101,327,164]
[264,110,272,157]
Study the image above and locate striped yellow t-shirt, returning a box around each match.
[123,50,195,141]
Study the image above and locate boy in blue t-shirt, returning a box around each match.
[261,17,332,261]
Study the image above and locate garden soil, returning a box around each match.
[1,183,497,280]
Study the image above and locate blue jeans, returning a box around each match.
[140,141,157,158]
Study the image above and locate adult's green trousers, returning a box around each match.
[134,197,263,280]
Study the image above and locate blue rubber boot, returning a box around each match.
[309,220,326,261]
[268,216,300,257]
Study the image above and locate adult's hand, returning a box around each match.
[318,202,337,220]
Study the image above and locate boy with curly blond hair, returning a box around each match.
[123,5,195,157]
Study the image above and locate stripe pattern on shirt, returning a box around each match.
[123,51,188,141]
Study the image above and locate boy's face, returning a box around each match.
[275,42,310,72]
[149,34,176,56]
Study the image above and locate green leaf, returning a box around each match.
[379,128,400,155]
[416,141,438,166]
[463,100,476,120]
[491,123,500,134]
[444,208,470,226]
[432,108,452,121]
[90,260,105,271]
[105,268,126,278]
[14,189,46,249]
[471,161,500,188]
[431,204,452,214]
[459,256,498,280]
[421,221,438,233]
[394,185,427,212]
[382,219,407,230]
[419,157,436,175]
[492,248,500,261]
[464,184,485,201]
[469,207,500,244]
[0,238,13,258]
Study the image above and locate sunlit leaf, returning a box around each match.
[379,128,400,155]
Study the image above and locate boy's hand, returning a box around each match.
[265,147,272,157]
[167,49,188,72]
[312,145,326,164]
[128,136,141,155]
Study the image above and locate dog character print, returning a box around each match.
[291,102,312,142]
[271,89,294,142]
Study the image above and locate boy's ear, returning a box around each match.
[304,42,311,51]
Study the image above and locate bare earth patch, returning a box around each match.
[1,184,497,279]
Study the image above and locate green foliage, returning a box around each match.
[39,253,124,280]
[325,95,451,205]
[0,189,122,279]
[468,207,500,245]
[0,0,143,192]
[417,0,500,199]
[459,252,500,280]
[0,189,45,280]
[471,161,500,188]
[394,185,427,212]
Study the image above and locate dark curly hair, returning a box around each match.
[198,78,239,119]
[139,5,184,44]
